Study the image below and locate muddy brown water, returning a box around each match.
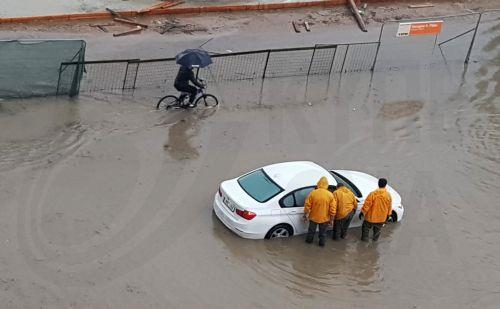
[1,52,499,307]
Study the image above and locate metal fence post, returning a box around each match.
[132,61,140,90]
[372,22,385,71]
[340,45,350,73]
[262,50,271,78]
[465,13,483,64]
[122,61,130,91]
[56,64,63,95]
[307,45,318,76]
[69,62,82,97]
[328,45,338,75]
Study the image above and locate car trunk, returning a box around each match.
[219,179,262,220]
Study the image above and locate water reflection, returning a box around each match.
[160,106,218,160]
[211,211,384,297]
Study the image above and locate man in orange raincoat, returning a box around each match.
[331,183,358,240]
[359,178,392,242]
[304,177,336,247]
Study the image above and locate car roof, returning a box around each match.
[262,161,335,191]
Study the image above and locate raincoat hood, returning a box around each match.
[304,176,336,223]
[333,186,357,220]
[317,177,329,190]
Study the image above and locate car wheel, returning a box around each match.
[390,211,398,222]
[265,224,293,239]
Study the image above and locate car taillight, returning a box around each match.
[236,209,256,220]
[218,187,222,197]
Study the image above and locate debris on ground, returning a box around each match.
[137,1,185,14]
[113,26,143,37]
[292,20,301,33]
[347,0,367,32]
[89,23,114,32]
[304,21,311,32]
[154,19,208,34]
[0,0,496,36]
[408,4,435,9]
[105,8,124,19]
[113,18,149,28]
[96,25,108,32]
[316,10,331,16]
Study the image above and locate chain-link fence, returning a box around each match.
[59,42,379,94]
[0,40,85,99]
[374,10,499,71]
[2,11,496,98]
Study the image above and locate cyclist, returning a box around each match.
[174,65,204,108]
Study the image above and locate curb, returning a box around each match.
[0,1,347,24]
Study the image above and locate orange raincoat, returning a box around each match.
[304,177,336,223]
[361,188,392,223]
[333,186,358,220]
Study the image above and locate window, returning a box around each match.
[281,194,295,208]
[330,171,362,198]
[238,169,283,203]
[294,187,315,207]
[279,187,316,208]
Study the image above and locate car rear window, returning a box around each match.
[238,169,283,203]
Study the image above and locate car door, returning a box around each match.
[330,171,364,228]
[279,187,315,235]
[349,197,365,228]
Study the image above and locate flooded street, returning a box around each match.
[1,7,500,307]
[1,52,499,307]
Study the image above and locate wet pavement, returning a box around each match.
[1,15,500,309]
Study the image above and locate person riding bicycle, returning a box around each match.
[174,65,204,108]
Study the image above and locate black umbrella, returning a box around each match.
[175,49,212,68]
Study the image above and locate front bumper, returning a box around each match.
[394,204,404,222]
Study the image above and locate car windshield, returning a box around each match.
[238,169,283,203]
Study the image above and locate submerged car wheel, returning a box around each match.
[265,224,293,239]
[390,210,398,222]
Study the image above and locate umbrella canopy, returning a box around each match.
[175,49,212,68]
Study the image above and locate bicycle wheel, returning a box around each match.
[195,94,219,108]
[156,95,179,110]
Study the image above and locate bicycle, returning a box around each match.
[156,81,218,110]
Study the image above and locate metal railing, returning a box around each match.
[57,42,379,94]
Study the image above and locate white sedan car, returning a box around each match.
[213,161,404,239]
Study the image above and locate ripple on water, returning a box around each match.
[378,100,424,121]
[0,98,86,171]
[0,122,86,171]
[241,239,381,298]
[456,33,500,195]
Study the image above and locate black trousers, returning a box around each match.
[305,221,328,246]
[175,84,198,103]
[332,210,355,240]
[361,221,383,241]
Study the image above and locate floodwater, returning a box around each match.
[1,30,500,309]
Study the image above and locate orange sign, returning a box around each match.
[397,21,443,37]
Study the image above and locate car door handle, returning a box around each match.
[290,210,299,214]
